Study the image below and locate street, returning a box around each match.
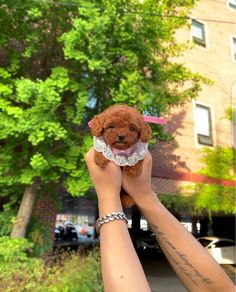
[139,250,235,292]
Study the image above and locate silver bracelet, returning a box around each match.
[96,212,128,235]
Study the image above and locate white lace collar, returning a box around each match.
[93,136,148,166]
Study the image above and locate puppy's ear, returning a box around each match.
[140,121,152,143]
[91,114,104,136]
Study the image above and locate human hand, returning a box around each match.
[85,148,123,215]
[122,152,158,207]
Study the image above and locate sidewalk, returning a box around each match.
[140,250,235,292]
[141,252,187,292]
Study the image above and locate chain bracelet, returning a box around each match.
[95,212,128,235]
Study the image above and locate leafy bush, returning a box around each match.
[0,209,16,236]
[0,236,102,292]
[39,251,103,292]
[0,236,43,286]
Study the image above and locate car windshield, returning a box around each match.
[198,238,212,247]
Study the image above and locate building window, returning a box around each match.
[191,19,206,48]
[229,0,236,9]
[232,37,236,61]
[196,104,213,146]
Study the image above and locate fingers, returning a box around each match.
[85,147,122,184]
[85,147,95,167]
[141,152,152,174]
[85,148,155,207]
[86,149,152,173]
[121,152,153,204]
[122,151,152,179]
[85,148,123,205]
[85,148,152,182]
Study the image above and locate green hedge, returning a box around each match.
[0,236,103,292]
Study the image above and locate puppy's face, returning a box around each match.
[103,116,140,150]
[91,105,152,150]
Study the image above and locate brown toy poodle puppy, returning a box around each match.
[90,104,152,207]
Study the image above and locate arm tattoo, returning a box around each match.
[149,223,213,287]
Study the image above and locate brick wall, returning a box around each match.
[151,0,235,195]
[151,178,196,196]
[32,194,57,242]
[151,178,180,195]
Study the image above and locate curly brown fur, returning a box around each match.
[91,105,152,208]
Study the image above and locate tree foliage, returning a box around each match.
[0,1,92,201]
[0,66,92,200]
[192,147,235,215]
[0,0,209,236]
[60,0,207,114]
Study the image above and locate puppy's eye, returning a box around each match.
[107,125,115,130]
[129,126,136,132]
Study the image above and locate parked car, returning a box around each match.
[197,236,236,264]
[55,223,78,241]
[65,223,78,241]
[129,229,162,252]
[55,226,65,241]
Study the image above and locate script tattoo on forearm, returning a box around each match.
[149,223,213,287]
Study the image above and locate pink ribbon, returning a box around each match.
[143,115,167,125]
[88,120,93,128]
[88,115,167,128]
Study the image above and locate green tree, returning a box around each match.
[61,0,206,114]
[0,0,208,238]
[192,146,235,215]
[0,1,91,237]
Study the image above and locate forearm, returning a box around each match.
[85,150,151,291]
[98,197,151,292]
[137,193,234,292]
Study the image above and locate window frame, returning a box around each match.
[228,0,236,10]
[231,36,236,62]
[191,19,207,48]
[195,103,214,147]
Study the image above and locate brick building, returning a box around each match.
[151,0,236,200]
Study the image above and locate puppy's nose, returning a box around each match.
[118,135,125,141]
